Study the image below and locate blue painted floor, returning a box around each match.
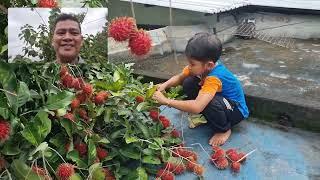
[160,107,320,180]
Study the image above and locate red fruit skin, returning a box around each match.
[32,165,51,180]
[214,157,229,170]
[211,149,225,160]
[56,163,75,179]
[61,74,74,88]
[171,129,180,138]
[128,30,152,56]
[160,118,170,128]
[74,143,87,157]
[231,162,241,173]
[228,151,240,162]
[63,113,75,122]
[193,164,205,176]
[94,91,109,105]
[156,169,175,180]
[38,0,58,8]
[149,110,159,121]
[104,168,115,180]
[238,152,246,163]
[226,148,237,155]
[96,147,108,160]
[165,162,185,175]
[135,96,144,103]
[82,83,93,96]
[64,142,70,152]
[186,161,196,171]
[108,17,137,41]
[60,66,68,78]
[76,92,87,103]
[71,98,80,110]
[0,120,10,142]
[0,157,7,171]
[78,108,89,121]
[72,78,83,90]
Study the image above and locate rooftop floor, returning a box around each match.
[161,107,320,180]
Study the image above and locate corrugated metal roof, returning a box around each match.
[251,0,320,11]
[121,0,320,13]
[121,0,251,14]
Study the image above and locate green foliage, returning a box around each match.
[0,61,186,179]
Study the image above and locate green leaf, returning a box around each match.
[142,148,154,156]
[110,128,125,140]
[161,148,171,162]
[112,80,125,91]
[119,146,141,160]
[4,26,8,36]
[17,81,31,108]
[136,167,148,180]
[0,62,18,114]
[30,142,48,156]
[45,91,74,110]
[113,70,121,82]
[0,93,10,119]
[11,159,45,180]
[60,118,73,137]
[89,163,105,180]
[70,173,82,180]
[88,139,97,165]
[124,134,139,144]
[21,111,51,146]
[142,156,161,165]
[1,139,21,155]
[1,45,8,54]
[67,150,87,168]
[104,108,112,123]
[146,85,157,99]
[135,121,150,138]
[136,102,148,112]
[50,132,67,148]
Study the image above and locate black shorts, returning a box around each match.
[183,76,244,133]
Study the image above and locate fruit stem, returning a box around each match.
[0,88,17,96]
[236,149,257,163]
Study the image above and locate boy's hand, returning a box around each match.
[152,91,169,105]
[156,83,167,92]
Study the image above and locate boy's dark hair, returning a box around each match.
[185,32,222,63]
[52,13,81,33]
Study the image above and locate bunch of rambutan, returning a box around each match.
[108,17,152,56]
[210,146,248,173]
[156,145,204,179]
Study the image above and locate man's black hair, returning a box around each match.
[185,32,222,63]
[52,13,81,33]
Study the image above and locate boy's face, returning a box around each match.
[52,20,83,63]
[187,58,215,76]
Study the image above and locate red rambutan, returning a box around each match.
[108,17,137,41]
[128,30,152,56]
[0,120,10,142]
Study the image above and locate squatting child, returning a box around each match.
[152,32,249,146]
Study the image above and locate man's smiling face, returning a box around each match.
[52,20,83,63]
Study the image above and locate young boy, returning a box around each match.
[152,32,249,146]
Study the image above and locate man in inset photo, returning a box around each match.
[51,13,84,64]
[8,8,108,63]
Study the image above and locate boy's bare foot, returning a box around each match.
[209,129,231,146]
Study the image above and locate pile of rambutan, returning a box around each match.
[210,146,249,173]
[156,144,205,179]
